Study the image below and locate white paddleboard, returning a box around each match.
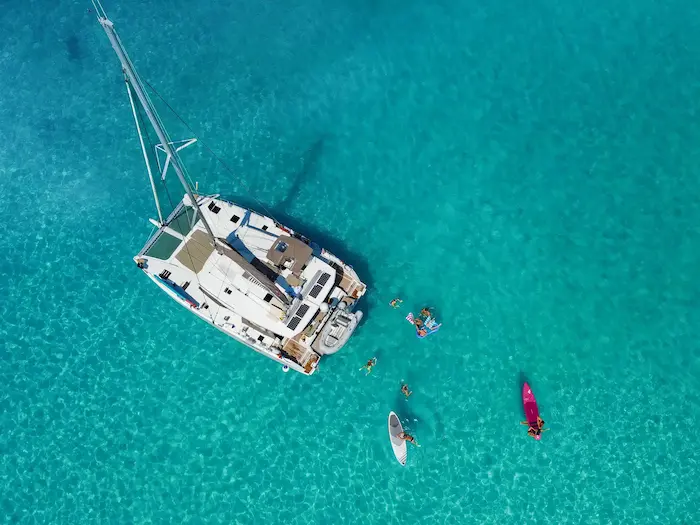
[388,411,407,466]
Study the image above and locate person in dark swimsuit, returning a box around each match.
[521,416,549,438]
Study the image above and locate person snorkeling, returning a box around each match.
[359,357,377,375]
[401,384,412,399]
[389,298,403,308]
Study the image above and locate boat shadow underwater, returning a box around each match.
[393,396,419,430]
[217,131,378,321]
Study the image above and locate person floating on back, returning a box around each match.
[520,416,549,439]
[398,431,418,446]
[359,357,377,375]
[389,298,403,308]
[401,384,412,399]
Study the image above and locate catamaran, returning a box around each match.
[92,3,366,375]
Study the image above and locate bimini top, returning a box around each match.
[267,235,313,277]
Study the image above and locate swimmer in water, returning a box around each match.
[401,384,412,398]
[359,357,377,375]
[389,298,403,308]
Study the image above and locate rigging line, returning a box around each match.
[141,78,280,223]
[211,245,236,327]
[125,74,163,224]
[199,222,243,328]
[134,86,216,323]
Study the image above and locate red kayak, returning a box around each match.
[522,382,541,440]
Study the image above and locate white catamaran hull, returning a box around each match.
[145,271,308,375]
[134,195,366,376]
[94,4,367,376]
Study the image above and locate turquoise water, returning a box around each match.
[2,0,700,522]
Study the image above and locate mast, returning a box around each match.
[92,1,218,246]
[125,77,164,225]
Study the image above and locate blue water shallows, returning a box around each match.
[1,0,700,523]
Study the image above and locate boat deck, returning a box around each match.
[339,272,365,298]
[284,334,322,372]
[283,337,307,361]
[176,229,215,273]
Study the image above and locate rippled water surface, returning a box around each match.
[2,0,700,523]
